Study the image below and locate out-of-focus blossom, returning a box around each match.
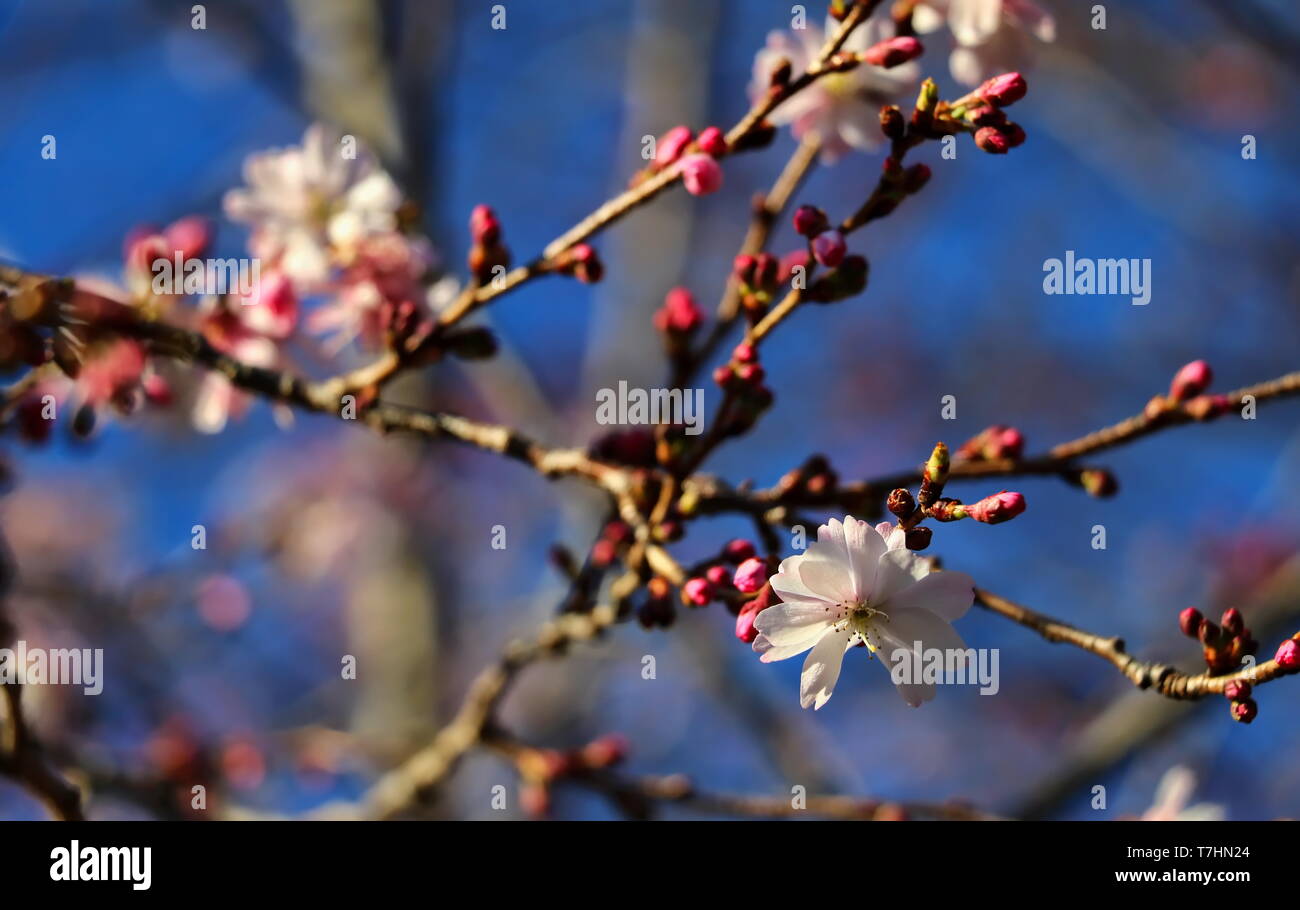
[750,16,919,162]
[308,231,434,351]
[193,282,299,434]
[753,516,974,709]
[224,125,403,290]
[913,0,1055,86]
[1141,766,1225,821]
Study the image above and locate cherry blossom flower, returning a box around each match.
[750,15,919,162]
[753,515,974,709]
[223,124,403,290]
[1141,766,1225,821]
[307,231,435,351]
[192,277,299,433]
[913,0,1055,86]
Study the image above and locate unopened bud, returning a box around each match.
[1178,607,1203,638]
[886,487,915,519]
[966,490,1026,524]
[793,204,829,238]
[1169,359,1212,402]
[979,72,1027,107]
[1275,637,1300,672]
[1221,607,1244,637]
[862,36,923,68]
[880,105,905,140]
[904,527,932,550]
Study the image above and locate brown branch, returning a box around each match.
[0,683,84,820]
[974,588,1298,699]
[341,603,619,820]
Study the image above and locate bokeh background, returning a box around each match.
[1,0,1298,820]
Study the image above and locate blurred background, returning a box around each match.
[0,0,1298,820]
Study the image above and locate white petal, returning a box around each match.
[796,542,857,603]
[769,559,837,606]
[843,516,884,599]
[754,626,829,662]
[874,608,967,706]
[753,601,841,647]
[800,627,851,709]
[880,569,974,621]
[871,547,930,603]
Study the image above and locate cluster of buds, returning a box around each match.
[467,204,510,285]
[956,424,1025,461]
[549,242,604,284]
[712,342,774,435]
[789,204,870,304]
[889,442,1027,542]
[1145,360,1232,423]
[653,287,704,358]
[680,538,759,610]
[636,125,728,196]
[953,74,1029,155]
[732,252,781,322]
[1179,606,1258,676]
[676,539,776,643]
[514,734,629,818]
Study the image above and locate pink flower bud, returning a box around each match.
[792,205,829,237]
[1221,607,1244,637]
[735,605,760,643]
[1275,638,1300,672]
[1178,607,1203,638]
[862,36,923,68]
[1223,679,1251,700]
[164,215,212,260]
[654,287,703,334]
[733,557,768,593]
[812,230,847,268]
[733,254,757,284]
[990,426,1024,459]
[979,72,1027,107]
[683,577,714,606]
[724,539,757,564]
[780,249,811,283]
[1169,359,1212,402]
[1230,698,1257,723]
[696,125,728,157]
[706,565,731,587]
[679,154,722,196]
[966,490,1026,524]
[469,204,501,245]
[655,126,694,168]
[974,126,1010,154]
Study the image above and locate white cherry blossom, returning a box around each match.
[753,515,974,709]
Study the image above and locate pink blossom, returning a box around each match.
[749,15,919,162]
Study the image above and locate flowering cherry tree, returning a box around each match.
[1,0,1298,824]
